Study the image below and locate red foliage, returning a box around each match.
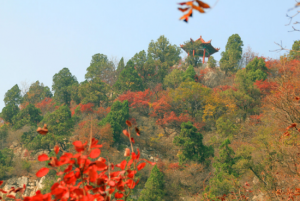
[80,103,94,113]
[0,121,155,201]
[254,80,278,95]
[35,98,55,114]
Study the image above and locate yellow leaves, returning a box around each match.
[150,133,164,146]
[178,0,210,22]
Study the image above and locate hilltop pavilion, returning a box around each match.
[180,36,220,63]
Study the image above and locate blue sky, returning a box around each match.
[0,0,298,111]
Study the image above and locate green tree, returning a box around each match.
[245,57,268,82]
[23,81,52,104]
[52,68,78,106]
[173,122,214,165]
[99,100,129,143]
[24,105,74,151]
[148,35,181,65]
[12,104,43,130]
[85,53,115,82]
[4,84,22,106]
[1,104,20,124]
[131,50,156,84]
[0,148,14,179]
[116,57,125,75]
[147,35,181,82]
[207,56,217,68]
[183,65,196,81]
[229,69,261,120]
[205,139,239,198]
[181,40,203,67]
[289,40,300,60]
[0,124,8,149]
[78,78,110,107]
[163,69,184,89]
[169,81,211,119]
[220,34,244,75]
[138,165,165,201]
[216,117,239,138]
[114,60,144,94]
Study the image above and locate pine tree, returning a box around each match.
[114,60,144,93]
[173,121,214,165]
[220,34,243,75]
[138,165,165,201]
[183,65,196,81]
[117,57,125,73]
[99,100,129,143]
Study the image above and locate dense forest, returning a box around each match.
[0,33,300,200]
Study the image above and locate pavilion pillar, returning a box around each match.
[193,50,195,57]
[203,48,206,64]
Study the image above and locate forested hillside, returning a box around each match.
[1,33,300,200]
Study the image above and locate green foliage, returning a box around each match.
[216,117,238,138]
[0,148,14,179]
[117,57,125,73]
[289,40,300,60]
[99,100,129,143]
[24,105,74,151]
[12,104,43,130]
[170,81,211,119]
[207,56,217,68]
[163,69,184,89]
[183,65,196,81]
[220,34,244,75]
[85,53,114,82]
[23,81,52,104]
[147,35,181,82]
[147,35,181,66]
[1,104,20,124]
[214,139,239,177]
[205,139,239,198]
[114,60,144,94]
[131,50,156,84]
[173,122,214,165]
[138,165,165,201]
[22,160,32,172]
[52,68,78,106]
[230,69,261,120]
[4,84,22,106]
[185,55,202,67]
[0,124,8,148]
[78,78,110,107]
[245,57,268,82]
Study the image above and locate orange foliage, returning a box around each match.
[76,119,113,149]
[35,97,55,115]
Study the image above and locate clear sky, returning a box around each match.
[0,0,298,111]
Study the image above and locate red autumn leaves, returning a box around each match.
[178,0,210,22]
[0,119,154,200]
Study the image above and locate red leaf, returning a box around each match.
[38,154,49,162]
[123,130,129,138]
[89,149,101,159]
[73,141,85,152]
[115,192,124,199]
[125,120,132,127]
[116,160,127,170]
[137,162,146,171]
[135,127,140,136]
[36,167,49,177]
[0,181,3,186]
[54,145,59,155]
[131,137,135,144]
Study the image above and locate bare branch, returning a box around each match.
[270,41,300,53]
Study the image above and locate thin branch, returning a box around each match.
[270,41,300,53]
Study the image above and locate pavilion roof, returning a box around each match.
[180,36,220,57]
